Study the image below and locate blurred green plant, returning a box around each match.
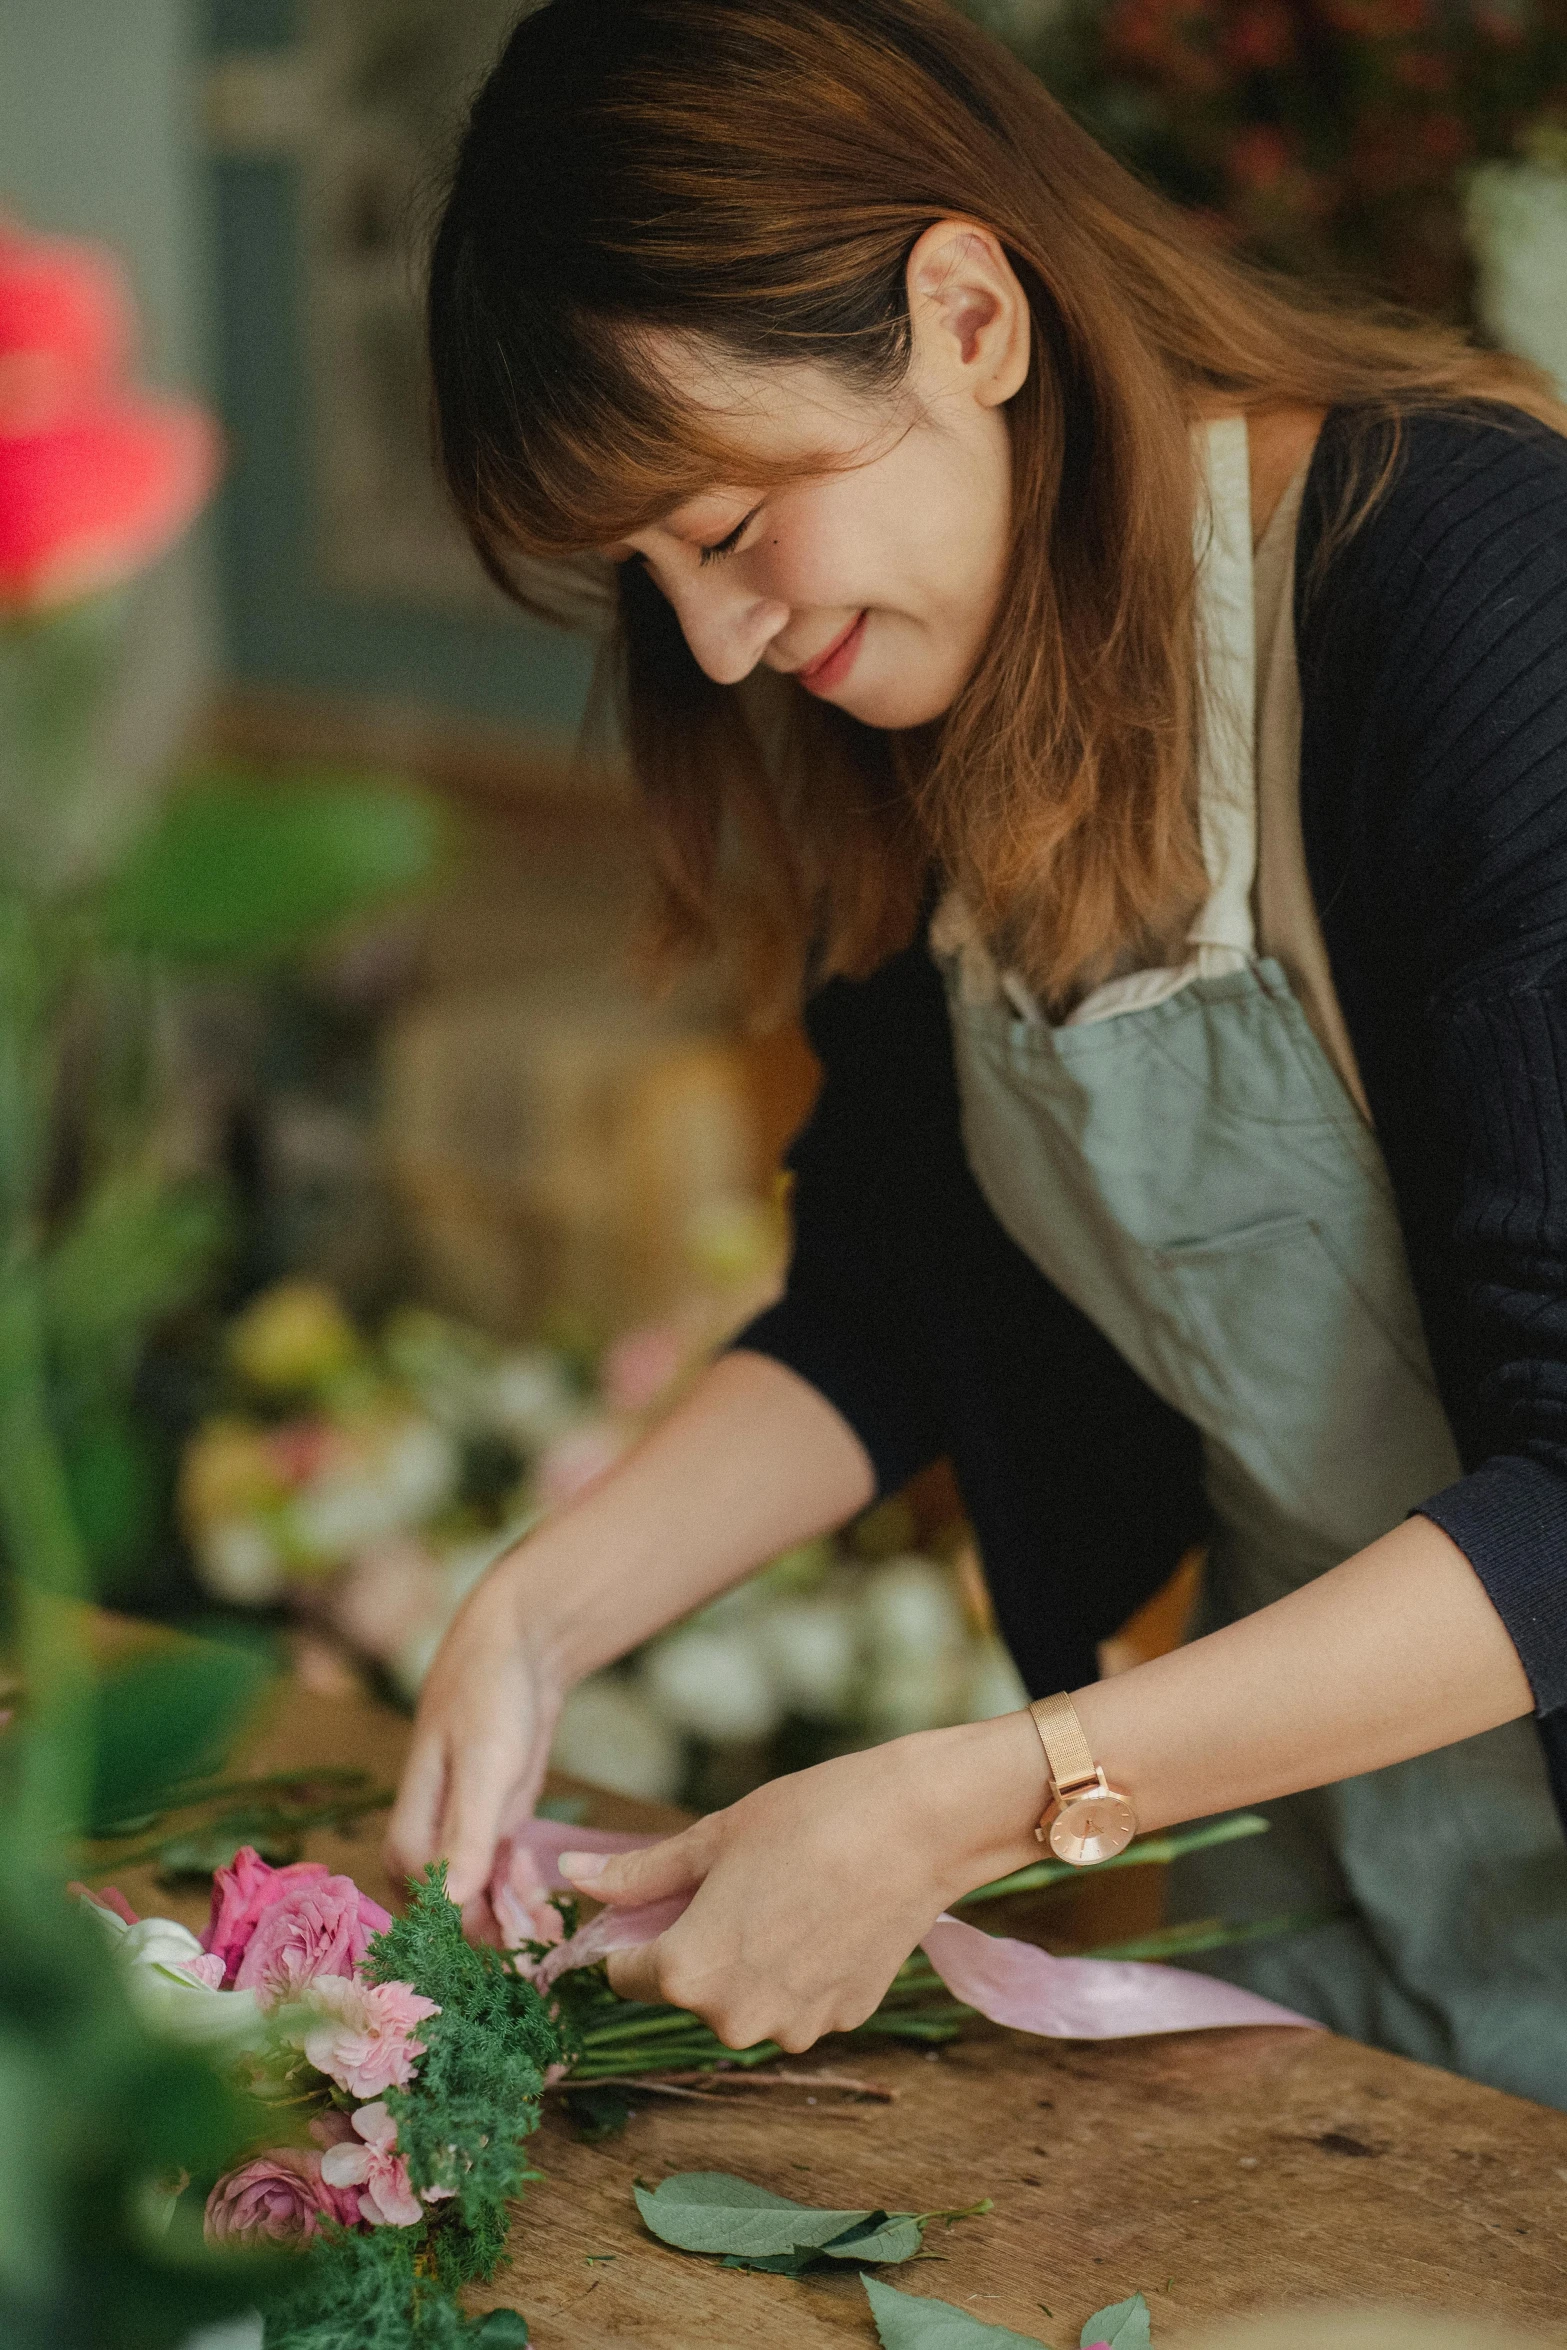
[0,1823,282,2350]
[0,214,443,2345]
[0,743,442,1613]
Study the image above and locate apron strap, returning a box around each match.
[1185,414,1259,972]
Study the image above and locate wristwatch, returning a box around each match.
[1028,1692,1138,1866]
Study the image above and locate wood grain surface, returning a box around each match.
[107,1670,1567,2347]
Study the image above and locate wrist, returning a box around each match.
[909,1710,1055,1907]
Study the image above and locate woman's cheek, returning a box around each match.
[753,520,875,614]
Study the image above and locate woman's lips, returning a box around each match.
[796,611,867,696]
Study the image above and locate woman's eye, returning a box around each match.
[698,507,760,567]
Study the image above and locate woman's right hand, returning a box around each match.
[383,1351,877,1937]
[384,1555,565,1937]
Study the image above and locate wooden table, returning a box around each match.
[115,1673,1567,2347]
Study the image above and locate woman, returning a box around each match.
[387,0,1567,2099]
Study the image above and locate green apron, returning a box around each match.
[935,417,1567,2105]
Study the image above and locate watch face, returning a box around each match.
[1048,1789,1137,1867]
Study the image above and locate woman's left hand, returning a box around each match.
[558,1712,1046,2053]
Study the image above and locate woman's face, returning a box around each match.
[604,223,1031,730]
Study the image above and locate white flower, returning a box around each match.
[486,1348,581,1447]
[862,1653,970,1738]
[641,1625,783,1744]
[195,1519,287,1605]
[549,1675,683,1800]
[757,1597,860,1722]
[287,1420,458,1561]
[1465,161,1567,399]
[81,1904,268,2052]
[963,1635,1030,1722]
[857,1557,967,1665]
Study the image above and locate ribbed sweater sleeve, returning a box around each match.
[1298,405,1567,1714]
[736,952,946,1497]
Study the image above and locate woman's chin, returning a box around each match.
[834,671,962,730]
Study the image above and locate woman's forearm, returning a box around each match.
[1070,1513,1533,1832]
[538,1507,1537,2053]
[948,1513,1537,1878]
[496,1347,877,1682]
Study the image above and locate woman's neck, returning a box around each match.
[1241,403,1328,550]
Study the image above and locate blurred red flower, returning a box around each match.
[0,221,219,615]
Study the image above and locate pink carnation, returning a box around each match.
[233,1872,392,2007]
[318,2099,445,2228]
[201,1846,333,1985]
[204,2146,362,2246]
[290,1973,439,2098]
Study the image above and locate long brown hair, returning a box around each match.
[428,0,1566,1016]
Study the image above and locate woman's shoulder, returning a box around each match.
[1298,396,1567,994]
[1298,398,1567,638]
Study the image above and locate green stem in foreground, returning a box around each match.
[553,1897,1338,2086]
[0,1262,96,1848]
[953,1811,1272,1907]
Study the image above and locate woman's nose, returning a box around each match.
[671,576,790,686]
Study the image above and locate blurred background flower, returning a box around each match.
[174,1273,1028,1809]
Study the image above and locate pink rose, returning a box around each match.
[201,1847,333,1985]
[204,2146,362,2246]
[67,1882,139,1926]
[0,223,219,613]
[233,1873,392,2007]
[318,2100,444,2228]
[290,1974,439,2099]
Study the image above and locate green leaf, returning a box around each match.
[153,1824,301,1880]
[718,2210,926,2279]
[472,2311,530,2346]
[562,2084,633,2143]
[955,1813,1271,1907]
[44,1171,229,1405]
[97,771,441,963]
[864,2275,1051,2347]
[822,2211,925,2262]
[84,1640,275,1833]
[633,2171,926,2267]
[1082,2293,1152,2349]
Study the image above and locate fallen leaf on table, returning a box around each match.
[471,2310,530,2346]
[864,2275,1051,2346]
[633,2169,926,2275]
[1082,2294,1152,2350]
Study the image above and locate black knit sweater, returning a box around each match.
[738,403,1567,1821]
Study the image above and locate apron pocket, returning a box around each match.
[1151,1214,1462,1558]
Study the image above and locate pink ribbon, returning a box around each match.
[492,1820,1313,2038]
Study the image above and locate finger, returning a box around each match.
[605,1940,762,2051]
[385,1736,447,1885]
[438,1735,523,1908]
[604,1939,672,2005]
[559,1820,711,1907]
[461,1885,504,1947]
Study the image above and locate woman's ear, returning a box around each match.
[905,219,1031,409]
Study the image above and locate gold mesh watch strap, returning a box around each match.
[1028,1692,1099,1796]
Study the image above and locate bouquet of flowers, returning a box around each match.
[78,1850,558,2347]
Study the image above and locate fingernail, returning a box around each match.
[558,1850,607,1884]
